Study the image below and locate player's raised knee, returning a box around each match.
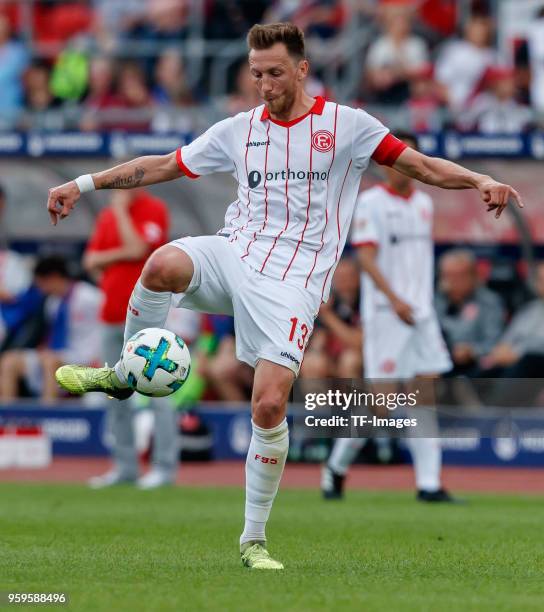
[252,390,286,428]
[140,245,194,293]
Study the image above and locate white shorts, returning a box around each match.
[364,309,452,379]
[169,235,321,376]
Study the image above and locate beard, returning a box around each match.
[265,88,296,116]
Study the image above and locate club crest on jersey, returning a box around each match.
[312,130,334,152]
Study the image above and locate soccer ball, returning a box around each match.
[121,328,191,397]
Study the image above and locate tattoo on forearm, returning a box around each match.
[102,167,146,189]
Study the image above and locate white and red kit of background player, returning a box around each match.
[351,183,452,378]
[171,97,406,375]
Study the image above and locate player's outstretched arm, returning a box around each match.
[392,147,524,219]
[47,151,182,225]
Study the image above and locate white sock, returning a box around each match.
[113,280,172,384]
[328,437,366,476]
[240,419,289,546]
[407,407,441,492]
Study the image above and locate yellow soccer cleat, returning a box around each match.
[240,542,284,570]
[55,365,133,400]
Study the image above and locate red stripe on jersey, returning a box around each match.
[371,134,407,167]
[282,115,314,280]
[321,159,353,301]
[242,123,271,259]
[305,103,339,288]
[352,240,378,248]
[229,108,256,243]
[176,148,199,179]
[260,126,290,273]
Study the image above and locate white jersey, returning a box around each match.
[351,184,434,322]
[176,97,405,301]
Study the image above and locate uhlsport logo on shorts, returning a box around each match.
[281,351,300,367]
[312,130,334,152]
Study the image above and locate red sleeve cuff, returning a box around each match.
[371,134,408,166]
[176,148,200,179]
[352,240,378,248]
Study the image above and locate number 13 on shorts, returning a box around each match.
[289,317,310,350]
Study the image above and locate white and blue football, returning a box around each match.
[121,328,191,397]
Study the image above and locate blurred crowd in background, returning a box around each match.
[0,0,542,133]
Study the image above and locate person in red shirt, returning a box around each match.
[83,188,170,488]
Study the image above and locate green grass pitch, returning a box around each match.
[1,483,543,611]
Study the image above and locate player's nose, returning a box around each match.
[261,75,273,91]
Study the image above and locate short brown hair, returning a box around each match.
[247,22,306,60]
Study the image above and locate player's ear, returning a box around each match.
[297,59,309,80]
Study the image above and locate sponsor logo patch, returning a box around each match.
[248,170,262,188]
[248,168,330,188]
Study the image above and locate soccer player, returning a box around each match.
[322,132,455,502]
[47,23,523,570]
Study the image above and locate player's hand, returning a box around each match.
[481,343,518,368]
[477,178,524,219]
[47,180,81,225]
[82,250,104,273]
[452,343,475,365]
[391,296,414,326]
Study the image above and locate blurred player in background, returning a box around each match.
[0,255,101,402]
[83,188,175,489]
[323,133,455,502]
[49,24,522,570]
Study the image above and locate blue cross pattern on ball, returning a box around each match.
[135,338,178,381]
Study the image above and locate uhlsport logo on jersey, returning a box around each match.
[248,168,331,189]
[246,140,270,148]
[312,130,334,152]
